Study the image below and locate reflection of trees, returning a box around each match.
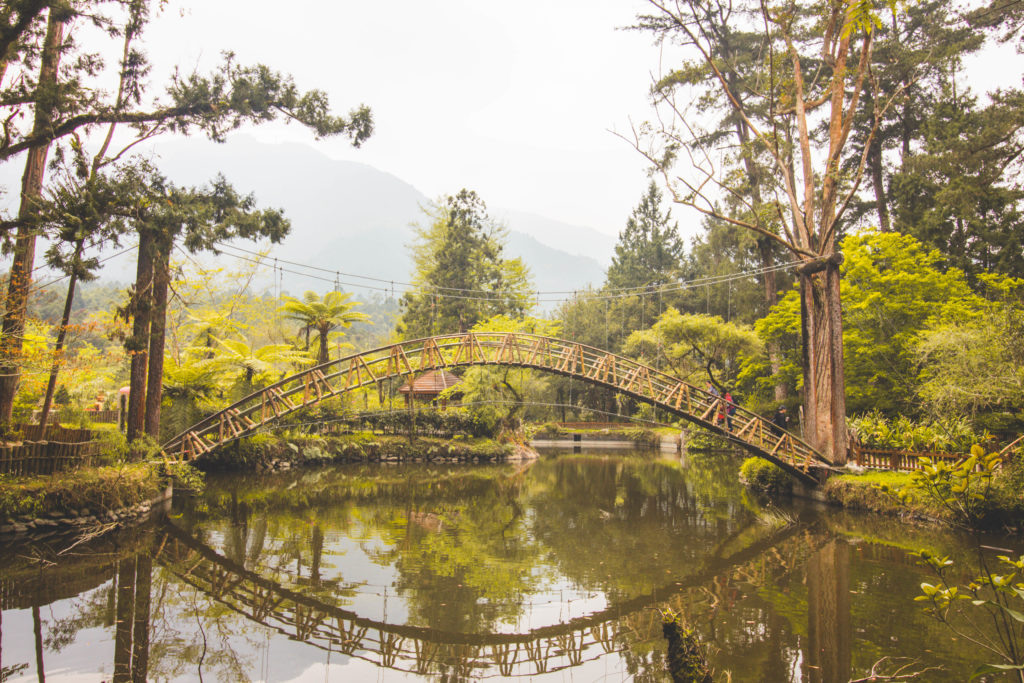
[186,465,553,636]
[522,455,757,601]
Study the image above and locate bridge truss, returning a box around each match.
[162,333,831,484]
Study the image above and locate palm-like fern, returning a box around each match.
[206,336,313,391]
[279,291,371,364]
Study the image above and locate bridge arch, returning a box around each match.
[162,333,831,484]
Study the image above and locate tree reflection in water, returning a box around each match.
[0,451,1016,681]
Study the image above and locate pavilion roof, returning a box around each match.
[398,370,462,396]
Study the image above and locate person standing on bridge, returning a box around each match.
[770,406,789,436]
[705,381,723,429]
[723,391,737,431]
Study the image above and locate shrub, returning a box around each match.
[739,457,793,496]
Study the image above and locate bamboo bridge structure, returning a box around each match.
[162,333,834,485]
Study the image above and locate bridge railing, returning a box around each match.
[162,333,828,475]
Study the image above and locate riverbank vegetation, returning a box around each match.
[0,462,163,522]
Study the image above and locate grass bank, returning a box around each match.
[529,423,663,448]
[195,431,522,471]
[741,454,1024,531]
[820,470,944,521]
[0,462,166,528]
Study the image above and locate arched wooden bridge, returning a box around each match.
[162,333,832,484]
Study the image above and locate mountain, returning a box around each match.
[148,136,608,299]
[0,135,610,303]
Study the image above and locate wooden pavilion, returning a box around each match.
[398,370,462,408]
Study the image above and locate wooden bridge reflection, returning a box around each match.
[152,521,800,677]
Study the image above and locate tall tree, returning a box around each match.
[607,181,685,292]
[0,0,373,426]
[632,0,898,463]
[890,90,1024,278]
[279,290,369,365]
[398,190,533,339]
[117,166,289,442]
[0,4,68,428]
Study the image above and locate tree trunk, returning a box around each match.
[868,137,891,232]
[33,603,45,682]
[799,261,848,464]
[757,238,788,402]
[39,239,84,435]
[126,230,155,443]
[806,540,852,683]
[317,326,329,365]
[130,554,152,683]
[144,239,170,438]
[112,558,136,683]
[0,11,65,426]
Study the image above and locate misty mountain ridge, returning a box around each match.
[0,135,613,304]
[147,135,611,297]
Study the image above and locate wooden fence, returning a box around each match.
[0,424,101,476]
[556,422,631,430]
[31,409,120,425]
[853,446,965,471]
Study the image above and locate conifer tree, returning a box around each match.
[606,181,685,292]
[398,190,533,339]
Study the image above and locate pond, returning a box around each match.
[0,446,1016,681]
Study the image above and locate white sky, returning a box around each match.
[142,0,662,238]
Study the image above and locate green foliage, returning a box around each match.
[877,445,1002,529]
[914,551,1024,680]
[748,229,1019,417]
[202,336,312,394]
[915,275,1024,423]
[356,409,495,439]
[0,463,163,520]
[449,315,562,434]
[892,89,1024,279]
[606,181,686,294]
[738,457,792,496]
[279,290,370,364]
[0,26,373,163]
[848,412,982,453]
[161,461,205,492]
[398,190,533,339]
[625,307,761,389]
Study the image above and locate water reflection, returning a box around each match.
[0,449,1016,681]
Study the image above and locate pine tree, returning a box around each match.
[398,190,533,339]
[606,182,685,292]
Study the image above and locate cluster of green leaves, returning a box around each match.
[915,550,1024,680]
[848,412,982,453]
[279,290,369,364]
[738,457,793,496]
[747,229,1024,423]
[877,445,1001,529]
[625,307,761,391]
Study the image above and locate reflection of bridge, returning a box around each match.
[162,333,830,483]
[154,521,799,678]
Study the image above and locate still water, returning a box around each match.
[0,447,1015,681]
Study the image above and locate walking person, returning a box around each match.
[770,405,789,436]
[705,381,723,428]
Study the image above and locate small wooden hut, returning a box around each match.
[398,370,462,408]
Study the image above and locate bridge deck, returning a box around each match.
[162,333,832,485]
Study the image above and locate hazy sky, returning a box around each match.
[143,0,662,238]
